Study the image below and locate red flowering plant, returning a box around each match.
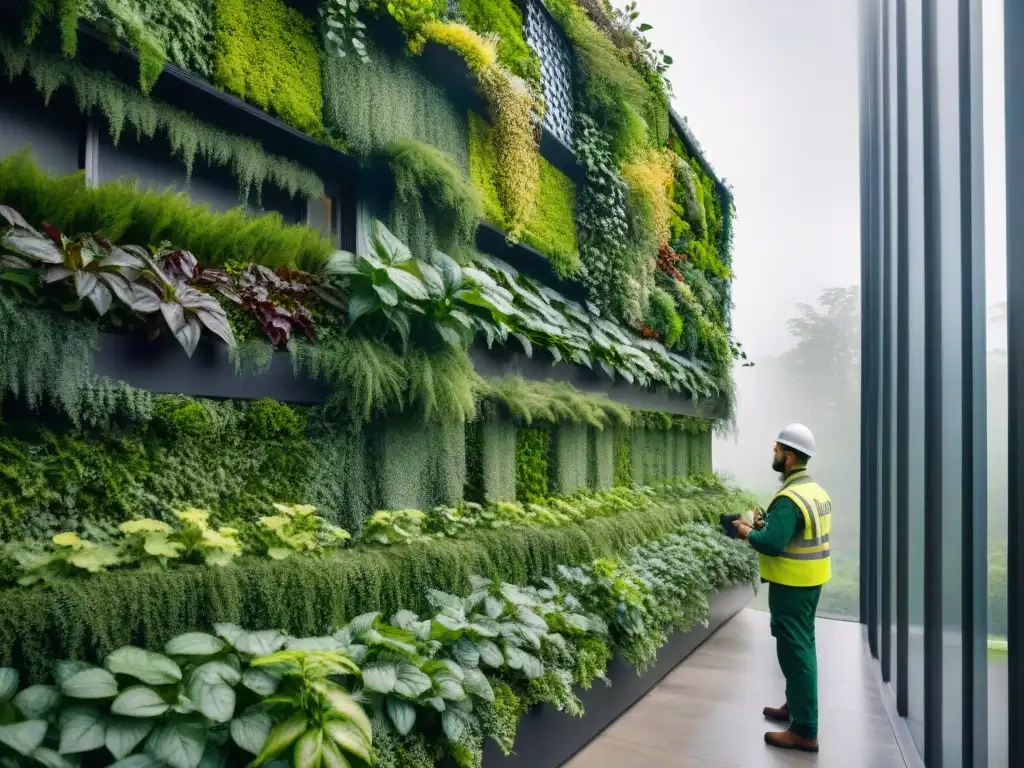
[656,243,684,281]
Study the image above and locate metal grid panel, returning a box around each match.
[523,0,574,147]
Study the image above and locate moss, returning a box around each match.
[212,0,323,134]
[549,423,588,495]
[468,111,579,274]
[613,427,632,487]
[515,427,550,502]
[0,489,750,680]
[456,0,541,86]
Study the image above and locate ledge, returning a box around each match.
[475,224,587,304]
[480,584,754,767]
[88,332,720,418]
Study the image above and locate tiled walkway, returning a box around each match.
[568,610,908,768]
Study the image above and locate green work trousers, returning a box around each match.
[768,582,823,739]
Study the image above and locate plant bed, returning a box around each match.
[481,583,754,767]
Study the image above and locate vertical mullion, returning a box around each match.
[859,0,875,628]
[1003,1,1024,765]
[920,0,943,763]
[880,0,894,683]
[894,0,910,717]
[959,0,988,764]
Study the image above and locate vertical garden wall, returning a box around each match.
[0,1,752,767]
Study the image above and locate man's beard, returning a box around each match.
[771,457,785,474]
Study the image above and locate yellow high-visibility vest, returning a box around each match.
[758,469,832,588]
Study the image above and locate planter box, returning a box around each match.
[482,584,754,768]
[90,332,724,417]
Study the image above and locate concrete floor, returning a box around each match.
[568,610,908,768]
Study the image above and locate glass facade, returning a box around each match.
[860,0,1020,765]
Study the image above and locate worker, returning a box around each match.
[732,423,831,754]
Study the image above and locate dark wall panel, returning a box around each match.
[0,79,82,174]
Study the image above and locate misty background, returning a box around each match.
[636,0,1008,625]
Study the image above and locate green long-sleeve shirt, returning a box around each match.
[748,495,803,556]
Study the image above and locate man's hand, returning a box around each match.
[733,520,753,540]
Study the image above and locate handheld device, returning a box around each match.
[720,513,741,538]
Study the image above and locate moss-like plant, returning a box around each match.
[468,113,578,273]
[454,0,541,86]
[621,147,675,250]
[212,0,323,134]
[423,23,539,243]
[19,0,87,56]
[613,426,632,487]
[0,40,323,203]
[321,39,468,168]
[388,139,484,258]
[515,427,550,502]
[0,150,333,271]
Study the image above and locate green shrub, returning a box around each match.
[456,0,541,86]
[0,490,749,680]
[0,150,333,271]
[212,0,323,134]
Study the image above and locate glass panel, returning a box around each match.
[308,196,334,242]
[984,0,1009,763]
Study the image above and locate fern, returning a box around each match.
[0,39,323,202]
[0,288,98,423]
[405,348,481,426]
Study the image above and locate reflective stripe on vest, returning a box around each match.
[757,469,832,587]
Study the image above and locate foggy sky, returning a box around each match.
[635,0,1007,357]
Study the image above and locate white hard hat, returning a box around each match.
[776,423,816,458]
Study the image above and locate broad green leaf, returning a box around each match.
[393,664,431,698]
[462,668,494,702]
[61,667,117,699]
[230,631,287,658]
[197,745,228,768]
[441,709,468,743]
[0,669,18,700]
[484,595,504,620]
[321,739,352,768]
[105,716,155,759]
[322,688,371,744]
[475,639,503,668]
[165,633,226,657]
[386,697,416,736]
[58,706,105,754]
[145,721,207,768]
[241,668,281,697]
[371,220,411,264]
[386,267,428,300]
[212,623,243,647]
[360,663,397,695]
[372,282,398,306]
[323,719,371,763]
[504,645,544,679]
[437,677,465,701]
[2,229,64,264]
[417,260,444,297]
[53,662,91,688]
[452,637,479,668]
[230,708,272,755]
[111,686,170,718]
[0,720,47,755]
[13,685,60,719]
[187,664,237,723]
[293,729,323,768]
[251,714,306,767]
[345,613,380,636]
[347,291,378,324]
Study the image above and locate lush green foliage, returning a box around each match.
[84,0,168,91]
[0,152,333,272]
[321,36,468,168]
[212,0,323,134]
[0,516,755,767]
[0,41,324,203]
[0,625,372,767]
[0,487,750,681]
[455,0,541,87]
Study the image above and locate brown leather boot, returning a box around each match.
[762,703,790,722]
[764,728,819,753]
